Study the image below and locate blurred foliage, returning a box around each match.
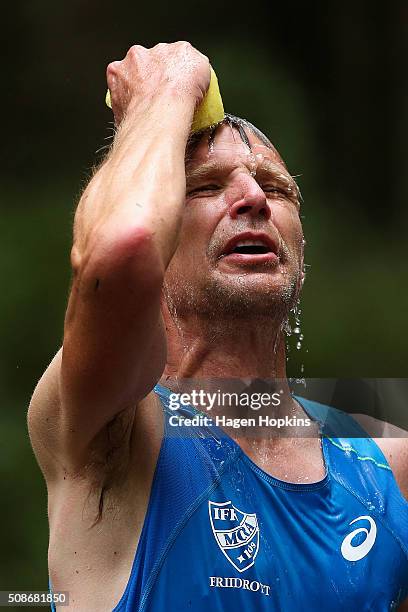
[1,0,406,604]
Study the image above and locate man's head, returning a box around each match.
[163,115,304,325]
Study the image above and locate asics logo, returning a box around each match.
[341,515,377,561]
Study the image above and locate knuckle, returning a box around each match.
[106,61,120,79]
[174,40,191,50]
[200,52,209,64]
[153,42,169,55]
[179,40,190,46]
[127,44,143,58]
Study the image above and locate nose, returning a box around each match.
[228,178,271,220]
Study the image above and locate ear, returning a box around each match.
[299,236,306,289]
[300,265,306,288]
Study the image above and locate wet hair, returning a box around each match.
[186,113,283,164]
[184,113,303,205]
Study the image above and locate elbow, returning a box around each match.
[72,225,165,295]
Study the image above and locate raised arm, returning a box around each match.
[28,42,210,477]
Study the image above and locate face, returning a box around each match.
[164,124,304,321]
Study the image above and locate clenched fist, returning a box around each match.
[106,42,211,124]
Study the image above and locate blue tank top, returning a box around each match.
[110,383,408,611]
[52,383,408,611]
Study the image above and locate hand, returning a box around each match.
[106,42,211,124]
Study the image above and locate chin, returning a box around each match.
[163,263,301,320]
[197,271,300,318]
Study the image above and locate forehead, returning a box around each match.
[186,123,286,175]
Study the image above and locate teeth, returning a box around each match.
[235,240,267,247]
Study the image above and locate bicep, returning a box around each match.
[28,350,64,481]
[60,246,167,454]
[62,242,166,422]
[30,232,167,475]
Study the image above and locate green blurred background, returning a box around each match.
[1,0,407,603]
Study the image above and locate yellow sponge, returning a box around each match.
[191,67,224,132]
[105,66,224,133]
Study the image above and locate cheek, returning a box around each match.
[182,198,224,251]
[169,211,211,274]
[271,203,304,256]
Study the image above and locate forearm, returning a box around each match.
[31,43,210,468]
[73,94,195,273]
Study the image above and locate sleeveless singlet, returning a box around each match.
[110,384,408,611]
[52,383,408,611]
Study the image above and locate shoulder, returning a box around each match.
[374,436,408,502]
[352,413,408,501]
[28,350,163,486]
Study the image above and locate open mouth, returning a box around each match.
[230,240,272,255]
[220,232,279,261]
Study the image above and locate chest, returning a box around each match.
[142,464,407,611]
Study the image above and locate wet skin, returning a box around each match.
[164,124,304,319]
[28,37,408,609]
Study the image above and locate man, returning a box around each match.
[28,42,408,610]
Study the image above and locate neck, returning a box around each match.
[159,307,322,451]
[162,309,288,380]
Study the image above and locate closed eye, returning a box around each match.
[261,184,299,207]
[187,184,221,196]
[261,185,287,195]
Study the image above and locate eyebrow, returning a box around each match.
[186,160,224,183]
[257,160,301,197]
